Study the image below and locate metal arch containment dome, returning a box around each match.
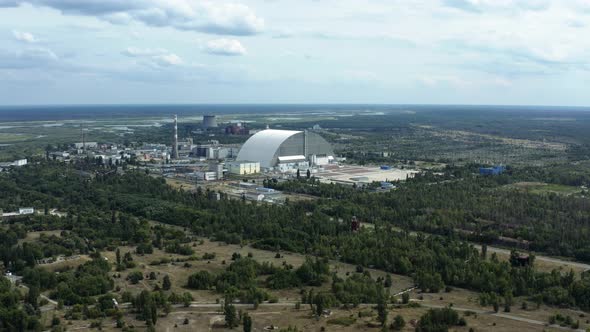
[236,129,302,168]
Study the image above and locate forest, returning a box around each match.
[0,161,589,329]
[266,164,590,261]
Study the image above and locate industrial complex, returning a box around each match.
[37,113,416,204]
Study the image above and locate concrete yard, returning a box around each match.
[315,164,418,185]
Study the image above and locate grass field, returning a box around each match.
[0,132,36,143]
[20,224,589,332]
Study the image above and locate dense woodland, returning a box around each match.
[0,161,590,330]
[266,165,590,261]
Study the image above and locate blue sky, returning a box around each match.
[0,0,589,106]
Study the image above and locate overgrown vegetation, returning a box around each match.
[1,163,590,316]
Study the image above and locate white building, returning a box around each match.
[244,193,265,201]
[18,207,35,215]
[13,159,28,166]
[194,171,217,181]
[209,163,224,180]
[227,161,261,175]
[0,159,28,168]
[49,152,70,161]
[74,142,98,149]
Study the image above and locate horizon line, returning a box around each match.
[0,103,589,109]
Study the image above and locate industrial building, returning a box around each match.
[193,171,218,181]
[74,142,98,149]
[479,165,506,175]
[0,159,28,167]
[236,129,334,169]
[209,163,224,180]
[202,115,218,129]
[225,123,250,135]
[2,207,35,218]
[227,161,261,175]
[192,141,238,161]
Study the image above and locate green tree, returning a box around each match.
[224,301,238,328]
[313,293,331,317]
[116,248,121,270]
[402,292,410,304]
[163,275,171,290]
[376,290,388,326]
[134,290,157,325]
[127,271,143,284]
[27,285,40,309]
[187,271,213,290]
[242,313,252,332]
[391,315,405,331]
[384,274,392,288]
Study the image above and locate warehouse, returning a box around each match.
[236,129,335,169]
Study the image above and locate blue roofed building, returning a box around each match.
[479,166,506,175]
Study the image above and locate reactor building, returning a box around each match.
[236,129,334,170]
[202,115,218,129]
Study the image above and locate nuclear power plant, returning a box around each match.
[202,115,218,129]
[44,112,413,204]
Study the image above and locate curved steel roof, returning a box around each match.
[236,129,302,168]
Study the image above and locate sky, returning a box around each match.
[0,0,589,106]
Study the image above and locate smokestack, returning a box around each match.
[304,129,308,158]
[173,114,179,159]
[81,125,86,151]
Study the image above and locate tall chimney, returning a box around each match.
[81,125,86,151]
[173,115,179,159]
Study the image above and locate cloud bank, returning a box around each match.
[0,0,264,35]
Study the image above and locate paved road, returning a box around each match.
[18,284,58,312]
[392,286,417,297]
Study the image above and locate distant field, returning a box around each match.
[0,132,36,143]
[2,106,590,165]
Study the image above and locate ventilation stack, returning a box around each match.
[172,114,179,159]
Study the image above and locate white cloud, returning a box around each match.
[122,47,183,66]
[442,0,551,13]
[12,30,37,43]
[1,0,265,35]
[122,47,168,57]
[204,38,246,56]
[153,53,183,66]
